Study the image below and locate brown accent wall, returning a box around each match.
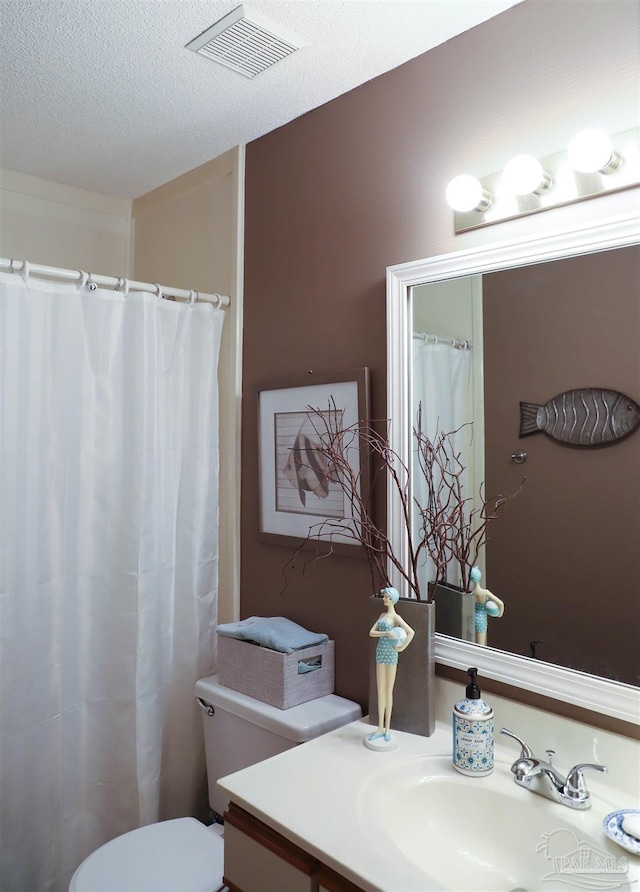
[483,247,640,684]
[242,1,640,712]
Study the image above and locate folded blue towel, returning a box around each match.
[298,658,322,674]
[216,616,329,654]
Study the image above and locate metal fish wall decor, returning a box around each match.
[520,388,640,446]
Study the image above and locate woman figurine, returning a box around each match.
[471,566,504,646]
[366,587,414,748]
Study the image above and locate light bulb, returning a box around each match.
[567,129,621,173]
[502,154,552,195]
[445,175,491,213]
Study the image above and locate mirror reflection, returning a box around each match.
[411,245,639,685]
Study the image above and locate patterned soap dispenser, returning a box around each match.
[453,667,494,776]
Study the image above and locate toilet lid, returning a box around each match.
[69,818,224,892]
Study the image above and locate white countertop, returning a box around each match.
[217,712,640,892]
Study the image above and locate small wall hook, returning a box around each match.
[530,640,545,659]
[511,450,528,464]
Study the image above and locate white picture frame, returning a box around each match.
[257,368,370,551]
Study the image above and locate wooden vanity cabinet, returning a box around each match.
[223,803,366,892]
[317,863,367,892]
[223,803,314,892]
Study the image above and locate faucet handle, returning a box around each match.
[500,727,534,759]
[564,763,608,801]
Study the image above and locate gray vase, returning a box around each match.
[368,595,435,737]
[430,580,475,643]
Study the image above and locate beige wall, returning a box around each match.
[0,168,132,273]
[133,146,244,624]
[413,280,475,341]
[241,0,640,718]
[0,152,243,627]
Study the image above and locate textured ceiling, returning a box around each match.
[0,0,521,199]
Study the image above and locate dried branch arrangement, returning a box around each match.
[414,409,524,592]
[283,401,523,601]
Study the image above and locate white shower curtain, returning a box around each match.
[0,270,224,891]
[412,338,473,592]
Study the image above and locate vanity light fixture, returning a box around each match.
[445,127,639,233]
[501,154,552,196]
[445,175,493,213]
[567,129,622,174]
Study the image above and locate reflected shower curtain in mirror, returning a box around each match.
[0,271,224,892]
[412,336,473,591]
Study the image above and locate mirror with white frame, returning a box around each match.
[386,211,640,725]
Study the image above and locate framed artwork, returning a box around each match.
[257,368,370,550]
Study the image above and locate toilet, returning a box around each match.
[69,674,361,891]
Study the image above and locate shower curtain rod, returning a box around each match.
[413,331,472,350]
[0,258,230,308]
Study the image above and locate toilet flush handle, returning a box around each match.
[196,697,215,717]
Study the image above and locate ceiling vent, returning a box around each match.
[186,5,304,79]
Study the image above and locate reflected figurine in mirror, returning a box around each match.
[365,587,415,751]
[471,566,504,646]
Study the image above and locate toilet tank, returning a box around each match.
[195,674,361,817]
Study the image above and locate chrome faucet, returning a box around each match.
[500,728,607,810]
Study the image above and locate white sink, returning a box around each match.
[358,753,635,892]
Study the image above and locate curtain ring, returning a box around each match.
[113,277,130,297]
[114,277,130,296]
[154,283,163,300]
[212,293,222,309]
[78,270,88,289]
[87,272,97,292]
[9,258,16,274]
[189,290,198,307]
[21,260,30,283]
